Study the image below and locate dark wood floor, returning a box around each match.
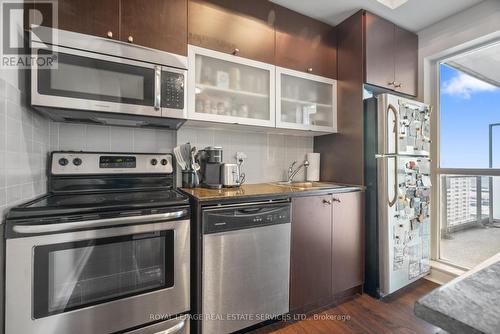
[251,279,441,334]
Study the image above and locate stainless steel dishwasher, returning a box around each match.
[202,200,291,334]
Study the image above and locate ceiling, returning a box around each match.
[270,0,485,32]
[446,42,500,87]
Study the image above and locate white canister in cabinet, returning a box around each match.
[306,153,320,182]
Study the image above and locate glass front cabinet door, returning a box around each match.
[276,67,337,133]
[188,45,276,127]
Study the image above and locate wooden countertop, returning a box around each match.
[180,182,363,201]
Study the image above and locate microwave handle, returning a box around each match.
[154,66,161,110]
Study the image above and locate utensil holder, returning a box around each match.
[182,170,198,188]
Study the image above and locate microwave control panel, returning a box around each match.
[162,71,184,110]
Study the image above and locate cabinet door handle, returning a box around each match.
[232,48,240,55]
[394,82,402,88]
[388,81,395,86]
[106,31,113,39]
[307,67,313,73]
[128,35,134,43]
[332,197,341,203]
[323,199,332,205]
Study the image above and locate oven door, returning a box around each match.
[31,45,162,117]
[5,214,190,334]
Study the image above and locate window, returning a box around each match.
[437,43,500,269]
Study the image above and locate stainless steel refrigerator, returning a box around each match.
[364,93,432,298]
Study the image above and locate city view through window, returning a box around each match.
[439,62,500,269]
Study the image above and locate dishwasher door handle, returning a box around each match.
[237,207,265,214]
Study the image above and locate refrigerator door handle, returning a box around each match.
[387,104,399,155]
[388,156,398,207]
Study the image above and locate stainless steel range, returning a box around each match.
[4,152,190,334]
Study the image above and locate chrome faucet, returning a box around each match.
[287,160,310,183]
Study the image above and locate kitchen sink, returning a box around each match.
[273,181,346,190]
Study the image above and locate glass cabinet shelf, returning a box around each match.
[188,45,275,127]
[276,67,337,132]
[281,97,332,108]
[195,83,269,99]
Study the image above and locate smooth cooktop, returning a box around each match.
[7,189,189,220]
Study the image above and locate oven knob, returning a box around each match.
[161,159,168,166]
[58,158,69,166]
[151,159,158,166]
[73,158,82,166]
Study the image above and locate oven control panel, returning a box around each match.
[51,152,173,175]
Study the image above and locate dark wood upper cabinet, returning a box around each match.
[42,0,187,55]
[188,0,276,63]
[394,26,418,96]
[275,5,337,78]
[364,11,418,96]
[364,12,395,90]
[332,191,364,294]
[44,0,120,39]
[121,0,187,55]
[290,195,332,311]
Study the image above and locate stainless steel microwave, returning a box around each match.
[30,27,187,129]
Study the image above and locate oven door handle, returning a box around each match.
[12,210,189,234]
[154,319,186,334]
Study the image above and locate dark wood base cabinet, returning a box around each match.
[290,191,364,312]
[290,194,333,311]
[332,191,364,294]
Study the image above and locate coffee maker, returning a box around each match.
[197,146,223,189]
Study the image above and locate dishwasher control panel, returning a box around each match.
[202,202,291,234]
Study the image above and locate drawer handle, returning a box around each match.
[106,31,113,38]
[153,319,186,334]
[232,48,240,55]
[128,35,134,43]
[332,198,341,203]
[323,199,332,205]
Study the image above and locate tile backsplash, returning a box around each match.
[177,126,313,183]
[49,123,176,153]
[0,77,50,220]
[0,75,313,221]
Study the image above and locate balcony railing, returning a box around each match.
[441,175,499,238]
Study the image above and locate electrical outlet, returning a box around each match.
[235,152,247,164]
